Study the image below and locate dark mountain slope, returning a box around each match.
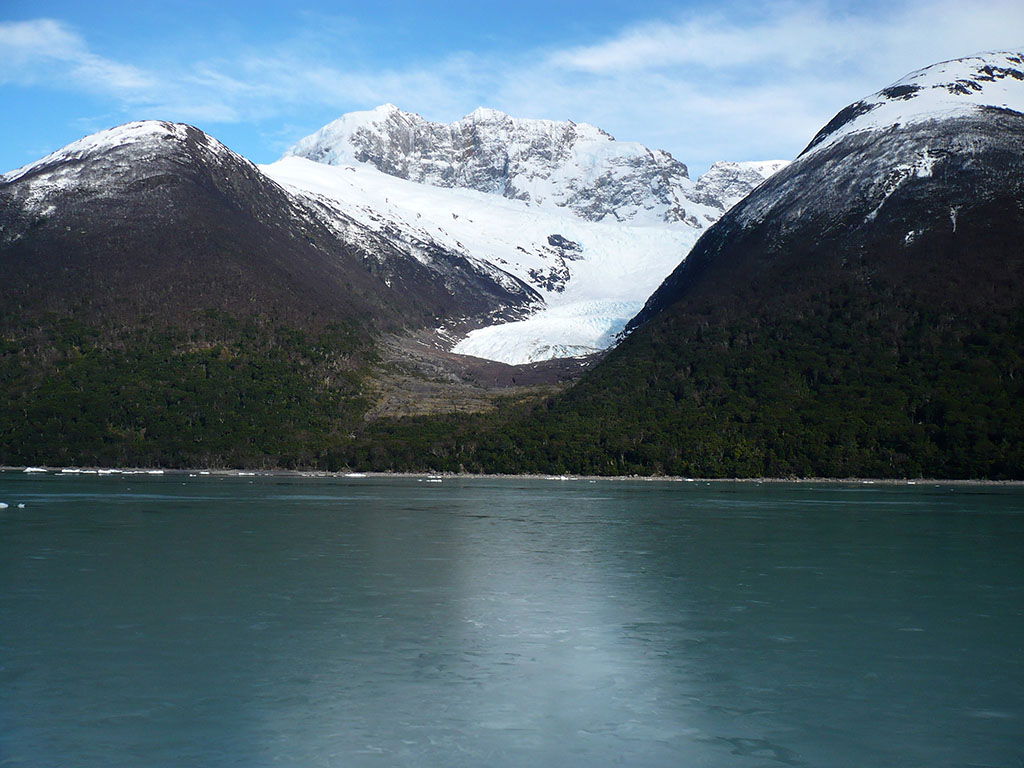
[533,55,1024,478]
[0,121,533,332]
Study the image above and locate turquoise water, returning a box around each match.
[1,473,1022,767]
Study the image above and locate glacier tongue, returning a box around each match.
[452,300,643,365]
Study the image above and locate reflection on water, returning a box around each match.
[1,475,1022,767]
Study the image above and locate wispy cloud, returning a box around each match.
[0,19,154,94]
[3,2,1023,170]
[515,0,1024,166]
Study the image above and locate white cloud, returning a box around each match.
[0,18,154,94]
[3,3,1023,171]
[511,0,1024,168]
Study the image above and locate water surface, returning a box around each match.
[1,474,1022,766]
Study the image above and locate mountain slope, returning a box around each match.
[628,50,1024,330]
[574,50,1024,477]
[1,121,540,332]
[0,121,544,467]
[2,121,388,328]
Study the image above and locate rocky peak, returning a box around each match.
[287,106,723,225]
[690,160,790,212]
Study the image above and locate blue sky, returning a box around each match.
[2,0,1023,174]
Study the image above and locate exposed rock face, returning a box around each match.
[690,160,790,212]
[285,105,784,227]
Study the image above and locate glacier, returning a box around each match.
[268,107,788,365]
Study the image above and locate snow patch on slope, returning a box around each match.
[804,50,1024,156]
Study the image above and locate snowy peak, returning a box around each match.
[285,105,724,225]
[691,160,790,212]
[284,104,615,169]
[3,121,241,184]
[804,50,1024,155]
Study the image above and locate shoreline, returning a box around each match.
[3,466,1023,486]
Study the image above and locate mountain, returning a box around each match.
[345,51,1024,479]
[568,50,1024,478]
[0,107,787,471]
[0,120,540,332]
[285,104,782,228]
[0,120,549,467]
[276,106,785,363]
[689,160,790,211]
[627,50,1024,331]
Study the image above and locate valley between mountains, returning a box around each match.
[1,50,1022,477]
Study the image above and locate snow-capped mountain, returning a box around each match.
[276,106,786,363]
[558,49,1024,478]
[629,49,1024,332]
[285,104,782,228]
[0,120,539,333]
[801,50,1024,156]
[690,160,790,211]
[717,50,1024,239]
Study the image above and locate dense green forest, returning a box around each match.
[5,289,1020,479]
[0,313,371,469]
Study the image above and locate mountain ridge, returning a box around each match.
[284,104,784,228]
[6,50,1020,476]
